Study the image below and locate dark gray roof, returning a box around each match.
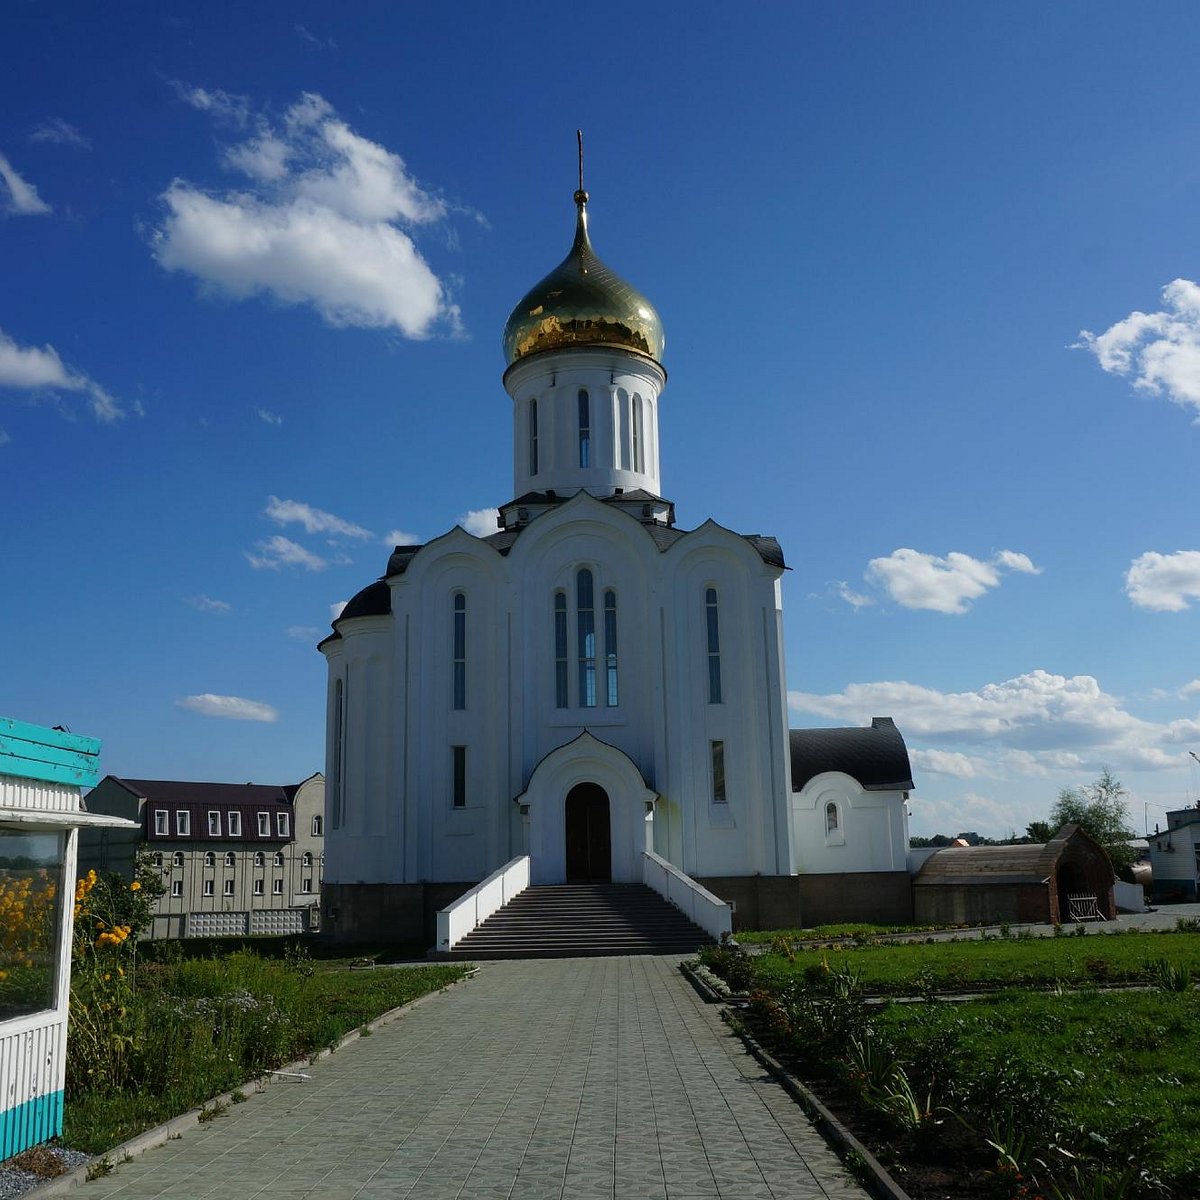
[339,580,391,621]
[789,717,914,792]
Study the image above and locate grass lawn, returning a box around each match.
[65,951,468,1154]
[752,929,1200,992]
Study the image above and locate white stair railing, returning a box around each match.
[642,850,733,942]
[436,855,531,952]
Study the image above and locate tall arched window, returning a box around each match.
[578,389,591,468]
[825,802,839,835]
[225,851,236,868]
[577,568,596,707]
[705,587,722,703]
[632,394,644,473]
[452,593,466,710]
[331,676,346,828]
[604,589,618,706]
[617,389,630,469]
[554,591,568,708]
[204,851,215,868]
[529,398,539,476]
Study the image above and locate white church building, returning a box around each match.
[319,178,915,944]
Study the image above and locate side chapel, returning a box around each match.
[319,169,915,942]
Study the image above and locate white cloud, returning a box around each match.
[1077,279,1200,419]
[246,535,327,571]
[176,693,278,722]
[153,91,458,338]
[265,495,371,540]
[256,407,283,426]
[170,82,250,126]
[294,24,336,50]
[29,119,90,150]
[834,581,874,610]
[909,748,984,779]
[457,508,499,538]
[286,625,322,642]
[863,548,1040,614]
[185,594,231,613]
[789,668,1193,778]
[1180,680,1200,698]
[382,528,423,546]
[1125,550,1200,612]
[0,429,9,447]
[330,600,347,620]
[0,328,123,422]
[0,153,51,216]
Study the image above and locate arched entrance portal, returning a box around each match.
[565,783,611,882]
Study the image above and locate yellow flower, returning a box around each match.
[129,881,141,892]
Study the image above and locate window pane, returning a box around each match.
[578,389,590,468]
[711,742,726,804]
[604,590,618,707]
[0,831,63,1020]
[529,398,539,475]
[452,746,466,808]
[633,395,644,473]
[706,589,722,703]
[577,569,595,708]
[554,592,568,708]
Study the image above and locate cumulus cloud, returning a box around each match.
[1077,280,1200,419]
[0,328,123,422]
[382,528,422,546]
[29,119,90,150]
[185,594,231,613]
[909,748,984,779]
[789,668,1195,778]
[861,548,1040,614]
[176,693,278,722]
[0,153,51,216]
[1180,680,1200,698]
[457,508,499,538]
[265,495,371,540]
[256,407,283,426]
[1125,550,1200,612]
[153,90,458,337]
[246,535,327,571]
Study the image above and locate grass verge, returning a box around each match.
[65,951,467,1154]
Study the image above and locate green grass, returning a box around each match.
[753,930,1200,992]
[65,952,467,1153]
[878,989,1200,1190]
[737,921,961,943]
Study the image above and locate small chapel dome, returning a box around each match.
[502,190,665,368]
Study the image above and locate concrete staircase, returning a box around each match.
[445,882,714,959]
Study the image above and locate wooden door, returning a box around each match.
[565,783,611,881]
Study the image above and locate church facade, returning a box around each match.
[319,182,914,943]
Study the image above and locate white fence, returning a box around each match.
[436,855,530,952]
[642,851,732,942]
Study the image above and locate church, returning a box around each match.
[318,173,916,944]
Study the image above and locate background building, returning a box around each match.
[80,774,324,938]
[1148,805,1200,901]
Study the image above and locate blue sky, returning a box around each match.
[5,2,1200,838]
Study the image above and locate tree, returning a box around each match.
[1047,769,1137,880]
[1025,819,1055,843]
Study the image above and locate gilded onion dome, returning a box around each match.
[503,190,665,368]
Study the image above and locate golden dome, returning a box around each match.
[503,192,664,368]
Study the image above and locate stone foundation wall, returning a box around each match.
[695,872,913,932]
[322,881,474,946]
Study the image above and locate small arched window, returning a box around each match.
[152,852,163,868]
[578,389,591,468]
[825,802,839,836]
[452,593,466,710]
[577,568,596,707]
[302,852,313,867]
[554,591,568,708]
[254,851,265,868]
[274,851,285,868]
[172,851,184,868]
[604,589,618,706]
[204,851,215,868]
[705,587,722,704]
[529,398,539,475]
[225,851,236,868]
[632,394,644,473]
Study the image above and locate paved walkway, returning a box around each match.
[76,956,867,1200]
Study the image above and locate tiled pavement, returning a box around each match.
[76,956,869,1200]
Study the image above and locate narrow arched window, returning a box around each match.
[452,593,466,710]
[554,591,568,708]
[224,851,236,868]
[578,389,591,468]
[825,802,839,835]
[617,389,630,469]
[711,741,727,804]
[529,398,539,476]
[632,394,644,473]
[604,589,618,706]
[331,676,345,829]
[204,851,215,868]
[254,851,265,868]
[577,568,596,707]
[705,587,722,703]
[302,851,313,867]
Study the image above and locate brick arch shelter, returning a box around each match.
[913,824,1116,926]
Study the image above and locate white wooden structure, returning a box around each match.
[0,718,134,1156]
